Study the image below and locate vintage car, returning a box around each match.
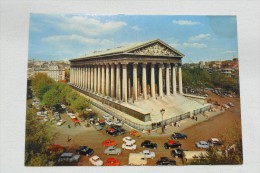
[196,141,210,149]
[104,157,120,166]
[89,155,103,166]
[122,142,137,150]
[140,150,156,159]
[156,157,176,166]
[208,138,223,146]
[164,139,182,149]
[76,146,94,156]
[123,136,136,144]
[58,152,81,163]
[104,146,122,155]
[106,128,119,137]
[102,139,117,147]
[141,140,157,149]
[129,130,141,137]
[171,149,184,158]
[171,132,187,139]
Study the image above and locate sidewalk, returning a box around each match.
[141,108,224,137]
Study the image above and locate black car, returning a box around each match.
[106,129,119,137]
[141,140,157,149]
[171,132,187,140]
[110,125,126,135]
[156,157,176,165]
[171,149,184,158]
[164,141,182,149]
[76,146,94,156]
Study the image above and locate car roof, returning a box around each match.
[91,155,99,160]
[143,150,150,153]
[200,141,208,144]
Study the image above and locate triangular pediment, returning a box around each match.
[126,39,184,57]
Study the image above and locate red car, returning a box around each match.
[102,139,117,147]
[47,144,66,153]
[104,158,120,166]
[129,130,141,137]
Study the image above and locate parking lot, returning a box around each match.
[45,89,241,166]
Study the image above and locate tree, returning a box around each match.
[31,73,55,98]
[37,84,52,99]
[25,108,58,166]
[70,96,90,113]
[42,88,62,107]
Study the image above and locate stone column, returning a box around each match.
[172,64,177,94]
[122,63,128,102]
[82,67,85,89]
[70,68,73,84]
[75,68,77,86]
[116,63,121,100]
[158,63,163,97]
[97,64,101,94]
[166,64,170,95]
[87,66,90,90]
[110,63,115,98]
[85,66,88,89]
[94,65,97,92]
[91,65,94,91]
[101,64,105,95]
[178,64,183,94]
[142,63,147,99]
[150,63,156,98]
[79,67,82,88]
[89,66,92,90]
[106,64,110,96]
[133,63,138,101]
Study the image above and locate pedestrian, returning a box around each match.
[174,122,177,127]
[195,116,198,121]
[68,124,71,128]
[177,122,180,127]
[148,128,150,134]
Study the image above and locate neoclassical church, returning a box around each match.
[70,39,210,130]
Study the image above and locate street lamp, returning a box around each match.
[160,108,165,133]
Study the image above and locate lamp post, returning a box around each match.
[160,108,165,133]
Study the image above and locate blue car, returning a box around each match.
[196,141,210,149]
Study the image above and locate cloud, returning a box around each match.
[172,20,201,26]
[183,42,207,48]
[189,34,210,42]
[222,50,237,54]
[42,34,113,46]
[132,25,141,31]
[57,16,127,36]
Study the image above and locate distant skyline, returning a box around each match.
[29,14,238,63]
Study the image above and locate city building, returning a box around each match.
[69,39,210,129]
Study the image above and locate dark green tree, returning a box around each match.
[42,88,62,107]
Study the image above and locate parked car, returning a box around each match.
[105,119,113,126]
[113,121,123,126]
[141,140,157,149]
[104,157,120,166]
[102,139,117,147]
[140,150,155,159]
[85,108,92,112]
[123,136,136,144]
[222,104,230,109]
[111,125,126,135]
[95,123,103,131]
[122,142,137,150]
[76,146,94,156]
[156,157,176,165]
[106,128,119,137]
[103,114,112,120]
[60,104,66,109]
[171,149,184,158]
[98,119,106,127]
[208,138,223,146]
[196,141,210,149]
[48,144,66,154]
[171,132,187,139]
[104,146,122,155]
[58,152,81,163]
[57,119,66,126]
[129,130,141,137]
[227,102,234,107]
[66,110,76,118]
[164,140,182,149]
[89,155,103,166]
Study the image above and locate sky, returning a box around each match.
[28,14,238,63]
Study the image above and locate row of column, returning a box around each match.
[70,63,183,102]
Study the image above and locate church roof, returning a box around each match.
[70,39,184,61]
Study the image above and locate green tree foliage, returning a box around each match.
[25,108,58,166]
[70,96,90,113]
[31,73,55,98]
[42,88,62,107]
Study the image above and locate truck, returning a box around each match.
[128,153,147,166]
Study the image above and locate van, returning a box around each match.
[129,153,147,166]
[182,151,208,164]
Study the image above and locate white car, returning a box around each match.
[89,155,103,166]
[123,136,136,144]
[227,102,234,107]
[86,108,92,112]
[66,111,76,118]
[105,119,113,125]
[57,119,66,126]
[103,114,112,120]
[113,121,123,126]
[60,104,66,109]
[223,104,230,109]
[122,142,137,150]
[141,150,156,159]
